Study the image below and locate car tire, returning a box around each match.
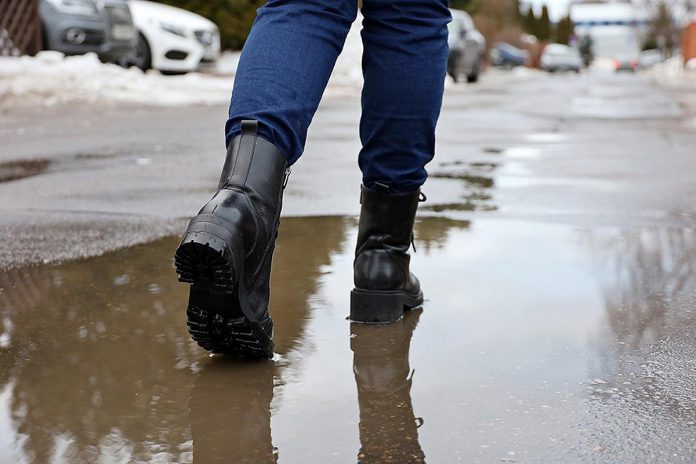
[466,59,480,83]
[130,33,152,71]
[448,56,461,83]
[161,70,189,76]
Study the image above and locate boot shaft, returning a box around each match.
[219,120,290,205]
[355,185,420,256]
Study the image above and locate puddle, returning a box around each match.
[571,96,681,120]
[0,159,50,183]
[524,133,567,144]
[422,193,497,213]
[504,146,541,159]
[0,151,162,185]
[431,172,494,189]
[430,161,498,213]
[0,217,695,462]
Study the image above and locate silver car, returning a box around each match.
[40,0,136,63]
[447,9,485,83]
[540,44,582,73]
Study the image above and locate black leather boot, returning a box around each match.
[350,185,423,323]
[175,120,290,358]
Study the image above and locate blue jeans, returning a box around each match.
[225,0,450,193]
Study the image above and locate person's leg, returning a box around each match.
[350,0,450,323]
[225,0,358,164]
[177,0,357,358]
[359,0,450,193]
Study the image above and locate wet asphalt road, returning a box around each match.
[1,70,696,463]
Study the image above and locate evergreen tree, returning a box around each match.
[524,6,538,37]
[538,5,551,42]
[555,15,574,45]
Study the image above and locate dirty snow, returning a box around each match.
[647,56,696,86]
[0,17,365,109]
[0,51,235,108]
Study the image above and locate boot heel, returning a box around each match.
[350,289,406,324]
[174,217,239,290]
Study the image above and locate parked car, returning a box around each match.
[126,0,220,74]
[540,44,582,73]
[638,49,664,69]
[613,53,639,72]
[489,42,528,68]
[40,0,136,63]
[447,9,485,83]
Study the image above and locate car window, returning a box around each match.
[545,45,568,55]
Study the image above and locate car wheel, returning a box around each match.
[448,57,460,83]
[130,33,152,71]
[160,70,189,76]
[466,59,480,83]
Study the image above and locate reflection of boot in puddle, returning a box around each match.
[189,360,277,463]
[351,309,426,464]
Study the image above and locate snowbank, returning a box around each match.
[647,56,696,87]
[0,17,366,109]
[0,51,235,108]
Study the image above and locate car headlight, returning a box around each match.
[160,22,187,38]
[45,0,97,16]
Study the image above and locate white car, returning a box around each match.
[447,9,486,83]
[540,44,582,73]
[126,0,220,73]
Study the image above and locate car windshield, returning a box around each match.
[501,44,521,54]
[545,45,580,58]
[545,45,569,55]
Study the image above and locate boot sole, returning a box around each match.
[350,288,423,324]
[175,224,274,359]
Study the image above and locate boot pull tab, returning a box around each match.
[241,119,259,137]
[418,191,427,202]
[282,168,291,189]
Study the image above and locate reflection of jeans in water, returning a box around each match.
[225,0,450,193]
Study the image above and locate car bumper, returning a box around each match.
[41,4,136,62]
[148,27,221,72]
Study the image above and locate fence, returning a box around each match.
[0,0,42,56]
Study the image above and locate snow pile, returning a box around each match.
[0,16,367,109]
[0,51,234,108]
[0,28,20,57]
[647,56,696,87]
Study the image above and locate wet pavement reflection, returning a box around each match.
[352,310,424,464]
[1,216,696,462]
